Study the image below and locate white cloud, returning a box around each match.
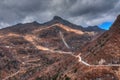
[22,16,35,23]
[0,22,10,29]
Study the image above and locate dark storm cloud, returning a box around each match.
[67,0,120,26]
[69,0,117,17]
[0,0,120,28]
[0,0,51,23]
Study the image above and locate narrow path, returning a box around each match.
[33,23,84,35]
[2,56,41,80]
[2,71,20,80]
[24,59,41,63]
[2,63,42,80]
[24,35,72,53]
[76,54,90,66]
[59,31,70,49]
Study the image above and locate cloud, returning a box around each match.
[0,0,120,28]
[67,0,120,26]
[0,22,10,29]
[69,0,117,16]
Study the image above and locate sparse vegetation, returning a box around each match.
[0,15,120,80]
[65,77,71,80]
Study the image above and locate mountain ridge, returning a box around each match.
[0,16,105,33]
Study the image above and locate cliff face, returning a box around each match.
[0,16,120,80]
[81,15,120,65]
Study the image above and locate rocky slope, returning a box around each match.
[0,16,120,80]
[81,15,120,65]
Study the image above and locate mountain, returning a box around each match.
[81,15,120,65]
[0,16,120,80]
[0,21,40,34]
[0,16,105,52]
[84,26,105,32]
[42,16,84,30]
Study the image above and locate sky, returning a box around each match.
[99,22,113,30]
[0,0,120,30]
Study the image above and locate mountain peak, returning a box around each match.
[110,15,120,31]
[31,21,40,25]
[117,14,120,20]
[113,15,120,25]
[53,16,63,20]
